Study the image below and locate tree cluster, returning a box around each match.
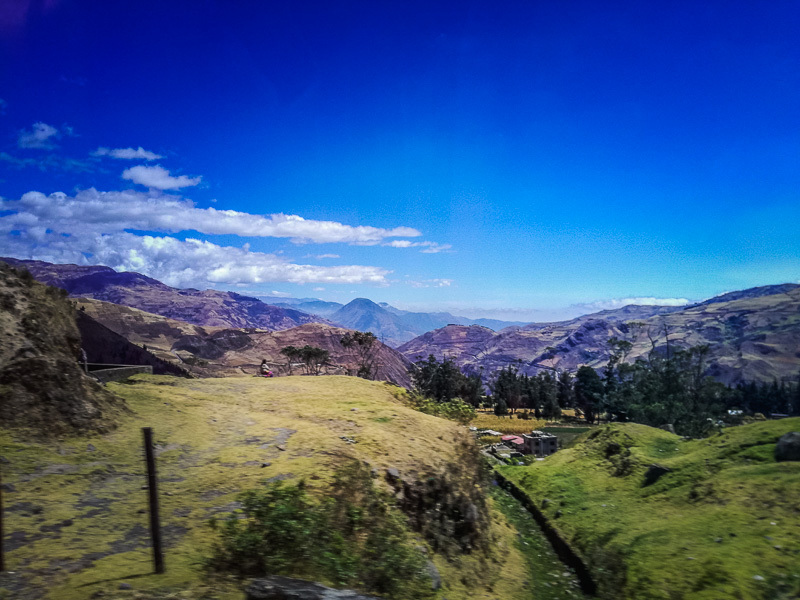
[484,337,800,436]
[410,354,483,407]
[489,366,568,420]
[279,345,330,375]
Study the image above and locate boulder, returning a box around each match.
[658,424,676,434]
[246,576,382,600]
[775,432,800,462]
[426,560,442,590]
[643,464,671,486]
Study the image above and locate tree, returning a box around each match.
[298,345,329,375]
[340,331,379,379]
[490,366,524,415]
[538,371,561,420]
[557,371,575,409]
[574,366,603,424]
[280,346,301,375]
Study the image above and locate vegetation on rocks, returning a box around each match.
[0,262,125,436]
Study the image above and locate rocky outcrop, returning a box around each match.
[0,262,125,435]
[246,576,383,600]
[775,432,800,462]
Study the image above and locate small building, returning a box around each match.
[522,430,558,457]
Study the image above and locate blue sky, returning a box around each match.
[1,0,799,321]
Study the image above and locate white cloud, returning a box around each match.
[575,297,691,312]
[0,228,390,288]
[315,254,340,259]
[122,165,201,190]
[313,287,325,291]
[384,240,451,253]
[3,189,420,244]
[0,188,418,288]
[18,122,60,149]
[408,278,453,288]
[93,146,163,160]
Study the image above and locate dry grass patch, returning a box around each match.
[472,413,545,434]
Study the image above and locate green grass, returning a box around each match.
[499,419,800,600]
[0,374,531,600]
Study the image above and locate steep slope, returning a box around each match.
[1,258,325,331]
[400,288,800,385]
[76,298,412,386]
[500,419,800,599]
[74,309,190,377]
[0,262,123,435]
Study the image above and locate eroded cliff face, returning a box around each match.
[0,262,125,435]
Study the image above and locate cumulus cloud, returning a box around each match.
[2,189,420,244]
[384,240,451,253]
[122,165,201,190]
[17,122,60,149]
[0,188,427,287]
[0,227,390,288]
[93,146,163,160]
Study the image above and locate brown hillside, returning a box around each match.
[400,289,800,385]
[76,299,412,387]
[1,257,326,331]
[0,262,124,435]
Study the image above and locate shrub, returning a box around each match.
[406,394,476,425]
[207,462,433,599]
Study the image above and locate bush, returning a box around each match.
[207,462,433,599]
[407,394,476,425]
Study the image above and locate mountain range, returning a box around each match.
[398,284,800,385]
[4,257,798,386]
[74,298,412,387]
[271,297,527,346]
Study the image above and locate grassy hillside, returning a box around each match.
[500,419,800,600]
[0,375,529,600]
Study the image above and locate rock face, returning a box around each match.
[246,576,383,600]
[0,262,124,435]
[775,432,800,462]
[1,257,324,331]
[400,286,800,385]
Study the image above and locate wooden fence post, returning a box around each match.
[142,427,164,574]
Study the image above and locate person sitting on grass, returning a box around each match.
[259,360,273,377]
